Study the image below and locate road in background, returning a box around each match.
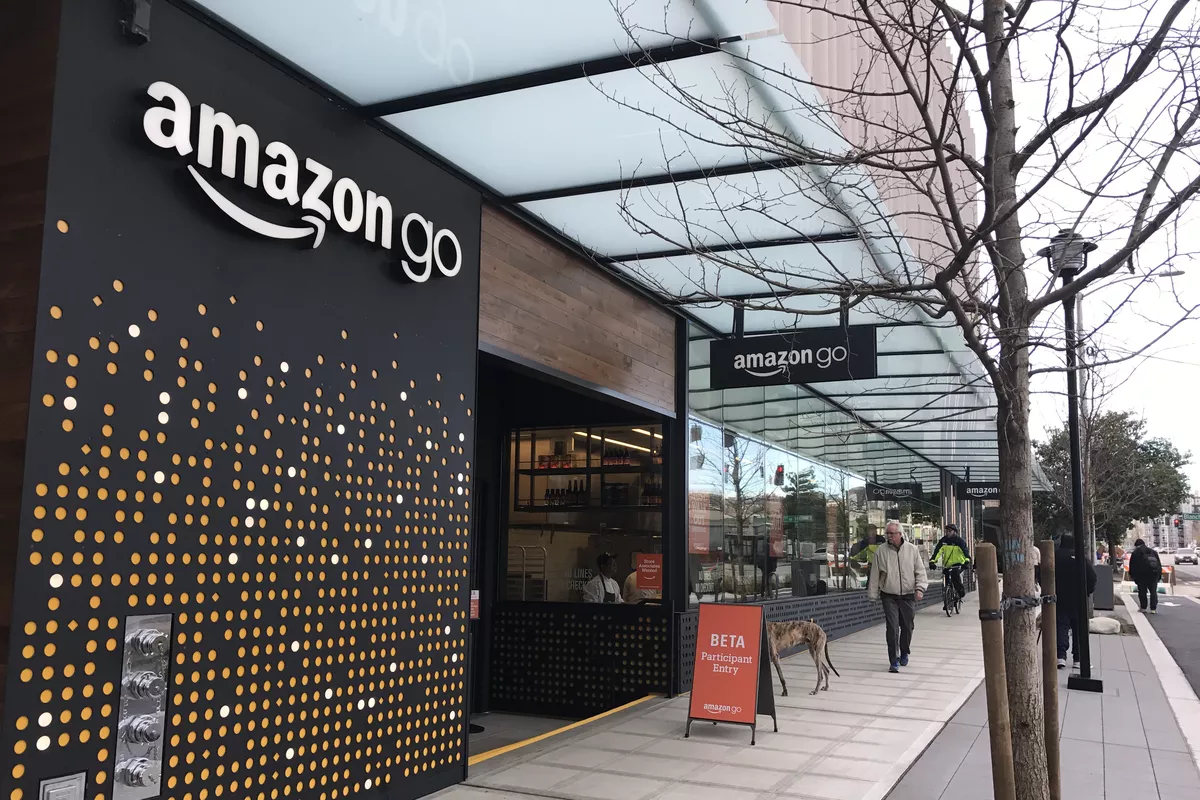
[1146,594,1200,698]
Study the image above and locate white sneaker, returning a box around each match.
[1150,609,1158,614]
[1057,658,1067,669]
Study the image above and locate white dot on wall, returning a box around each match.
[159,391,170,404]
[259,499,268,511]
[368,698,376,708]
[238,387,248,400]
[357,699,365,710]
[449,711,456,720]
[288,466,297,478]
[157,411,169,424]
[245,498,255,510]
[291,640,299,652]
[128,324,141,338]
[280,361,289,373]
[458,487,463,495]
[332,554,340,565]
[452,653,458,663]
[396,495,404,505]
[457,473,463,482]
[297,536,306,547]
[286,748,295,759]
[421,554,428,564]
[36,736,49,751]
[365,779,373,790]
[337,424,346,435]
[365,539,372,549]
[459,433,465,442]
[425,440,433,450]
[38,712,52,727]
[400,391,407,401]
[63,396,76,411]
[49,574,63,590]
[154,471,165,484]
[324,688,333,699]
[444,625,451,635]
[389,662,397,673]
[244,515,254,528]
[229,553,239,565]
[220,705,230,718]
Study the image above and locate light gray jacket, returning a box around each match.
[868,540,929,600]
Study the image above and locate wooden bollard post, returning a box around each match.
[1039,541,1061,800]
[976,544,1016,800]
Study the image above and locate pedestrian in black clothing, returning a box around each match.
[1129,538,1163,613]
[1054,535,1097,669]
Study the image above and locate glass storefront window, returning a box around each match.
[506,423,664,603]
[687,416,876,605]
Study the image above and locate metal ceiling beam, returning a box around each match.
[361,38,726,116]
[508,158,798,204]
[600,230,860,265]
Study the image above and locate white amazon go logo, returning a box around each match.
[142,81,461,282]
[732,346,847,377]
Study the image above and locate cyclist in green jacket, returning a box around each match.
[931,524,971,600]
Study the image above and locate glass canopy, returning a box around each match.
[188,0,1020,486]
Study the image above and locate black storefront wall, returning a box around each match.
[3,4,481,800]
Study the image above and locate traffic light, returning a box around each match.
[774,465,785,486]
[1176,518,1182,528]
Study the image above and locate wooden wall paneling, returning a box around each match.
[479,206,676,414]
[0,0,61,718]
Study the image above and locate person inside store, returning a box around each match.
[1129,538,1162,614]
[930,523,972,599]
[1053,534,1098,668]
[868,521,927,673]
[850,524,882,567]
[582,553,623,603]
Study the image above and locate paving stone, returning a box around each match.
[557,772,670,800]
[780,774,877,800]
[1151,750,1200,789]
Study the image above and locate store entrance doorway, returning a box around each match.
[467,354,672,750]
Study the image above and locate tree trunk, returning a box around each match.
[985,0,1050,795]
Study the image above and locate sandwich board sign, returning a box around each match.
[686,603,777,744]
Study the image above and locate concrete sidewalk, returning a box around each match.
[442,597,984,800]
[887,599,1200,800]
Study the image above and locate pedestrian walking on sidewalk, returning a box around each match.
[1129,538,1162,614]
[1054,534,1097,669]
[868,521,927,673]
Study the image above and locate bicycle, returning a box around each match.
[940,565,964,616]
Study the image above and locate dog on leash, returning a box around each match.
[766,619,840,696]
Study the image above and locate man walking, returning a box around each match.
[1054,535,1097,668]
[1129,538,1162,614]
[869,521,927,672]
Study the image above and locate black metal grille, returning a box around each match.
[490,603,671,717]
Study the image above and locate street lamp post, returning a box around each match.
[1038,229,1103,693]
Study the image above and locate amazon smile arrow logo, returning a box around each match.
[186,165,327,248]
[143,81,461,281]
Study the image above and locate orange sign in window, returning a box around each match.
[636,554,663,592]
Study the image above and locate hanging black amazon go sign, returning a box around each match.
[709,327,877,389]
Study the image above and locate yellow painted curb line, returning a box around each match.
[467,695,657,766]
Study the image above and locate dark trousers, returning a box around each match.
[946,567,966,599]
[881,593,915,664]
[1056,611,1080,660]
[1136,580,1159,611]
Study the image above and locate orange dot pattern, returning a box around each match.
[7,282,475,800]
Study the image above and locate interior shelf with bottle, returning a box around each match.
[511,424,665,512]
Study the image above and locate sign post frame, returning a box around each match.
[684,604,778,745]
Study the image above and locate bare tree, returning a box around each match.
[724,436,767,600]
[600,1,1200,796]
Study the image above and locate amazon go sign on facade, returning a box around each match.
[708,327,878,390]
[142,81,462,282]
